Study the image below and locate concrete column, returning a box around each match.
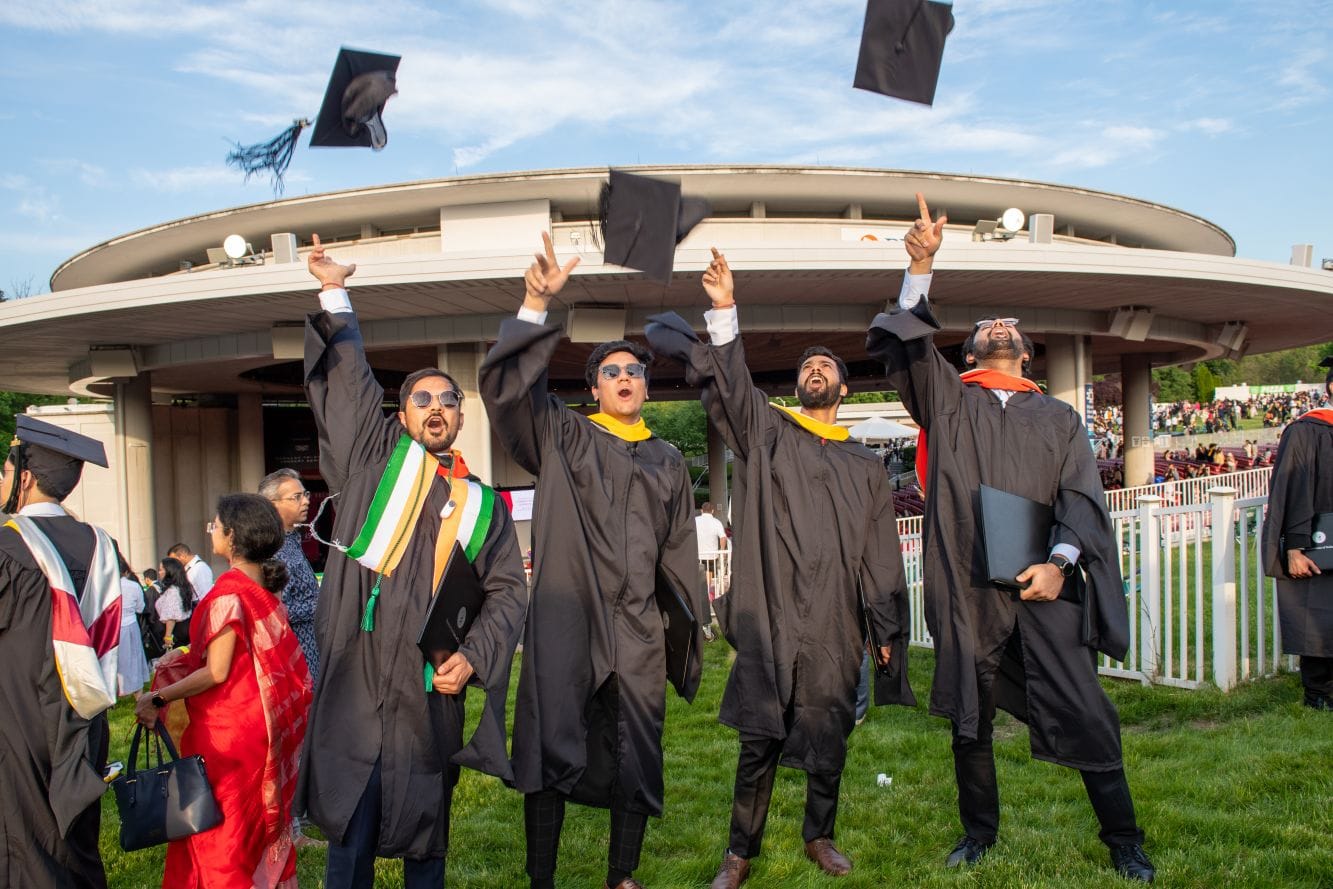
[116,374,157,571]
[438,343,493,484]
[1045,334,1078,411]
[1121,354,1154,487]
[707,422,728,516]
[236,393,265,493]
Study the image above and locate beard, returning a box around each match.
[797,378,841,410]
[412,416,457,453]
[972,334,1021,362]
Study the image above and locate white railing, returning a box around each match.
[709,479,1290,692]
[700,551,732,604]
[1104,466,1271,514]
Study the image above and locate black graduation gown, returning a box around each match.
[0,514,109,889]
[478,317,707,817]
[296,307,528,858]
[1262,415,1333,657]
[868,298,1130,771]
[646,313,914,776]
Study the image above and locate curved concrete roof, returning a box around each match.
[52,165,1235,291]
[6,165,1328,401]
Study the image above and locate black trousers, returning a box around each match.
[1299,655,1333,698]
[524,790,648,885]
[951,625,1144,848]
[325,758,454,889]
[727,735,841,859]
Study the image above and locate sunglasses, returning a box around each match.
[598,363,646,381]
[407,389,462,409]
[974,317,1020,331]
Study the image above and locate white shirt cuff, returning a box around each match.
[1050,543,1081,565]
[319,287,353,314]
[517,306,548,324]
[897,272,932,310]
[703,305,739,345]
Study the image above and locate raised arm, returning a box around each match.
[478,233,581,475]
[303,234,397,490]
[674,249,778,459]
[865,193,962,431]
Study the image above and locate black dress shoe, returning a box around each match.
[945,835,992,868]
[1303,692,1329,710]
[1110,843,1156,883]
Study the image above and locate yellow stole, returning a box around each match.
[772,404,850,441]
[587,412,653,442]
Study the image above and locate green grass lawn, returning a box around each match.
[100,643,1331,888]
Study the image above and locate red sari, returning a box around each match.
[160,569,312,889]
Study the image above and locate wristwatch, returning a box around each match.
[1048,553,1076,577]
[150,694,168,709]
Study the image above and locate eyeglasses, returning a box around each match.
[206,521,218,534]
[407,389,462,409]
[272,491,311,503]
[974,317,1020,330]
[598,362,646,381]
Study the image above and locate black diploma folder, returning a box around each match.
[417,542,486,669]
[858,581,890,677]
[655,566,698,698]
[1302,513,1333,571]
[979,484,1054,590]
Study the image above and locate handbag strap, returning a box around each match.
[150,720,182,761]
[126,720,183,775]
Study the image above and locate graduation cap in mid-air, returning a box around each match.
[598,170,712,285]
[226,47,401,195]
[853,0,955,106]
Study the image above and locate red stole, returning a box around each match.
[1301,408,1333,427]
[915,369,1043,492]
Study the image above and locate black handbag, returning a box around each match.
[111,720,222,851]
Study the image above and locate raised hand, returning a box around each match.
[307,233,357,290]
[905,192,946,273]
[702,247,734,309]
[522,231,581,313]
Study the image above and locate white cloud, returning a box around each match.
[1045,124,1164,170]
[40,159,108,187]
[1179,118,1234,136]
[130,165,244,192]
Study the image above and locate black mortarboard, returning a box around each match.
[1319,356,1333,369]
[6,414,108,507]
[226,47,400,195]
[599,170,712,285]
[853,0,954,106]
[309,48,401,149]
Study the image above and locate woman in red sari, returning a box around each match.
[136,493,312,888]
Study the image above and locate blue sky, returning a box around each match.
[1,0,1330,294]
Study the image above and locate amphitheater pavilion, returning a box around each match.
[4,165,1330,569]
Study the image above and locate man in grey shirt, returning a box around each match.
[260,468,321,681]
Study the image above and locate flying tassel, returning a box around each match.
[226,118,311,197]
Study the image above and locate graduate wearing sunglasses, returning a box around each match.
[479,234,707,889]
[296,235,528,889]
[866,194,1153,883]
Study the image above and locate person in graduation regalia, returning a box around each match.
[644,249,914,888]
[0,415,121,888]
[479,234,707,889]
[295,235,528,889]
[1262,364,1333,710]
[865,194,1154,883]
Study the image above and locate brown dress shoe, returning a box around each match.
[605,880,645,889]
[710,852,751,889]
[804,837,852,876]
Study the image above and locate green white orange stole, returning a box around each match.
[344,435,496,631]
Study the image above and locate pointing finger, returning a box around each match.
[915,192,931,223]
